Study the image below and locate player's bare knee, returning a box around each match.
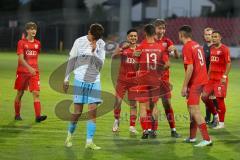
[32,91,40,99]
[17,90,24,98]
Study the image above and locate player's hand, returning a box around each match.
[168,46,179,59]
[221,77,227,84]
[63,81,69,93]
[181,86,188,97]
[91,41,97,53]
[121,42,130,49]
[163,61,170,70]
[29,67,36,76]
[168,45,176,52]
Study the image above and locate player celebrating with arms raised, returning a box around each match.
[179,25,212,147]
[202,31,231,129]
[63,23,105,150]
[112,29,138,134]
[14,22,47,122]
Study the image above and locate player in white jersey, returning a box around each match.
[63,23,105,150]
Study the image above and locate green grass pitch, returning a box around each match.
[0,52,239,160]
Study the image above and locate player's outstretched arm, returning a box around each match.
[111,45,122,58]
[18,54,36,75]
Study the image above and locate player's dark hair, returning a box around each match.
[25,22,37,30]
[154,19,166,27]
[144,24,156,36]
[89,23,104,40]
[212,30,222,36]
[127,28,138,35]
[179,25,192,38]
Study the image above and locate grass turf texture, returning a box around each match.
[0,52,239,160]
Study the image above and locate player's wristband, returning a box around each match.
[222,75,227,79]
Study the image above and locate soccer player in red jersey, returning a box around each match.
[134,24,165,139]
[112,29,138,134]
[153,19,181,138]
[14,22,47,122]
[179,25,212,147]
[202,31,231,129]
[202,27,219,126]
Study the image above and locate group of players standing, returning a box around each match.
[111,19,231,147]
[13,19,231,149]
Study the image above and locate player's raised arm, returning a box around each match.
[93,40,106,71]
[111,44,121,58]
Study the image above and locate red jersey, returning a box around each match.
[155,37,174,80]
[117,47,136,81]
[182,40,208,87]
[137,39,164,75]
[209,44,231,81]
[155,37,174,62]
[16,39,41,74]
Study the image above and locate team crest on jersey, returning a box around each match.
[162,42,167,48]
[217,51,221,55]
[35,44,39,49]
[218,87,221,91]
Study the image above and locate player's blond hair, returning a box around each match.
[25,22,37,30]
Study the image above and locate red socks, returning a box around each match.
[216,98,226,122]
[114,108,121,120]
[140,117,148,130]
[165,108,176,129]
[199,123,210,141]
[130,106,137,126]
[34,101,41,118]
[14,101,21,116]
[130,115,137,126]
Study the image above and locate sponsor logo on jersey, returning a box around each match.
[35,44,39,49]
[162,42,167,48]
[26,50,37,56]
[211,56,219,62]
[126,57,135,64]
[217,51,221,55]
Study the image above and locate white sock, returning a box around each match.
[171,128,176,132]
[214,114,219,119]
[86,139,93,144]
[67,131,72,137]
[219,122,224,126]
